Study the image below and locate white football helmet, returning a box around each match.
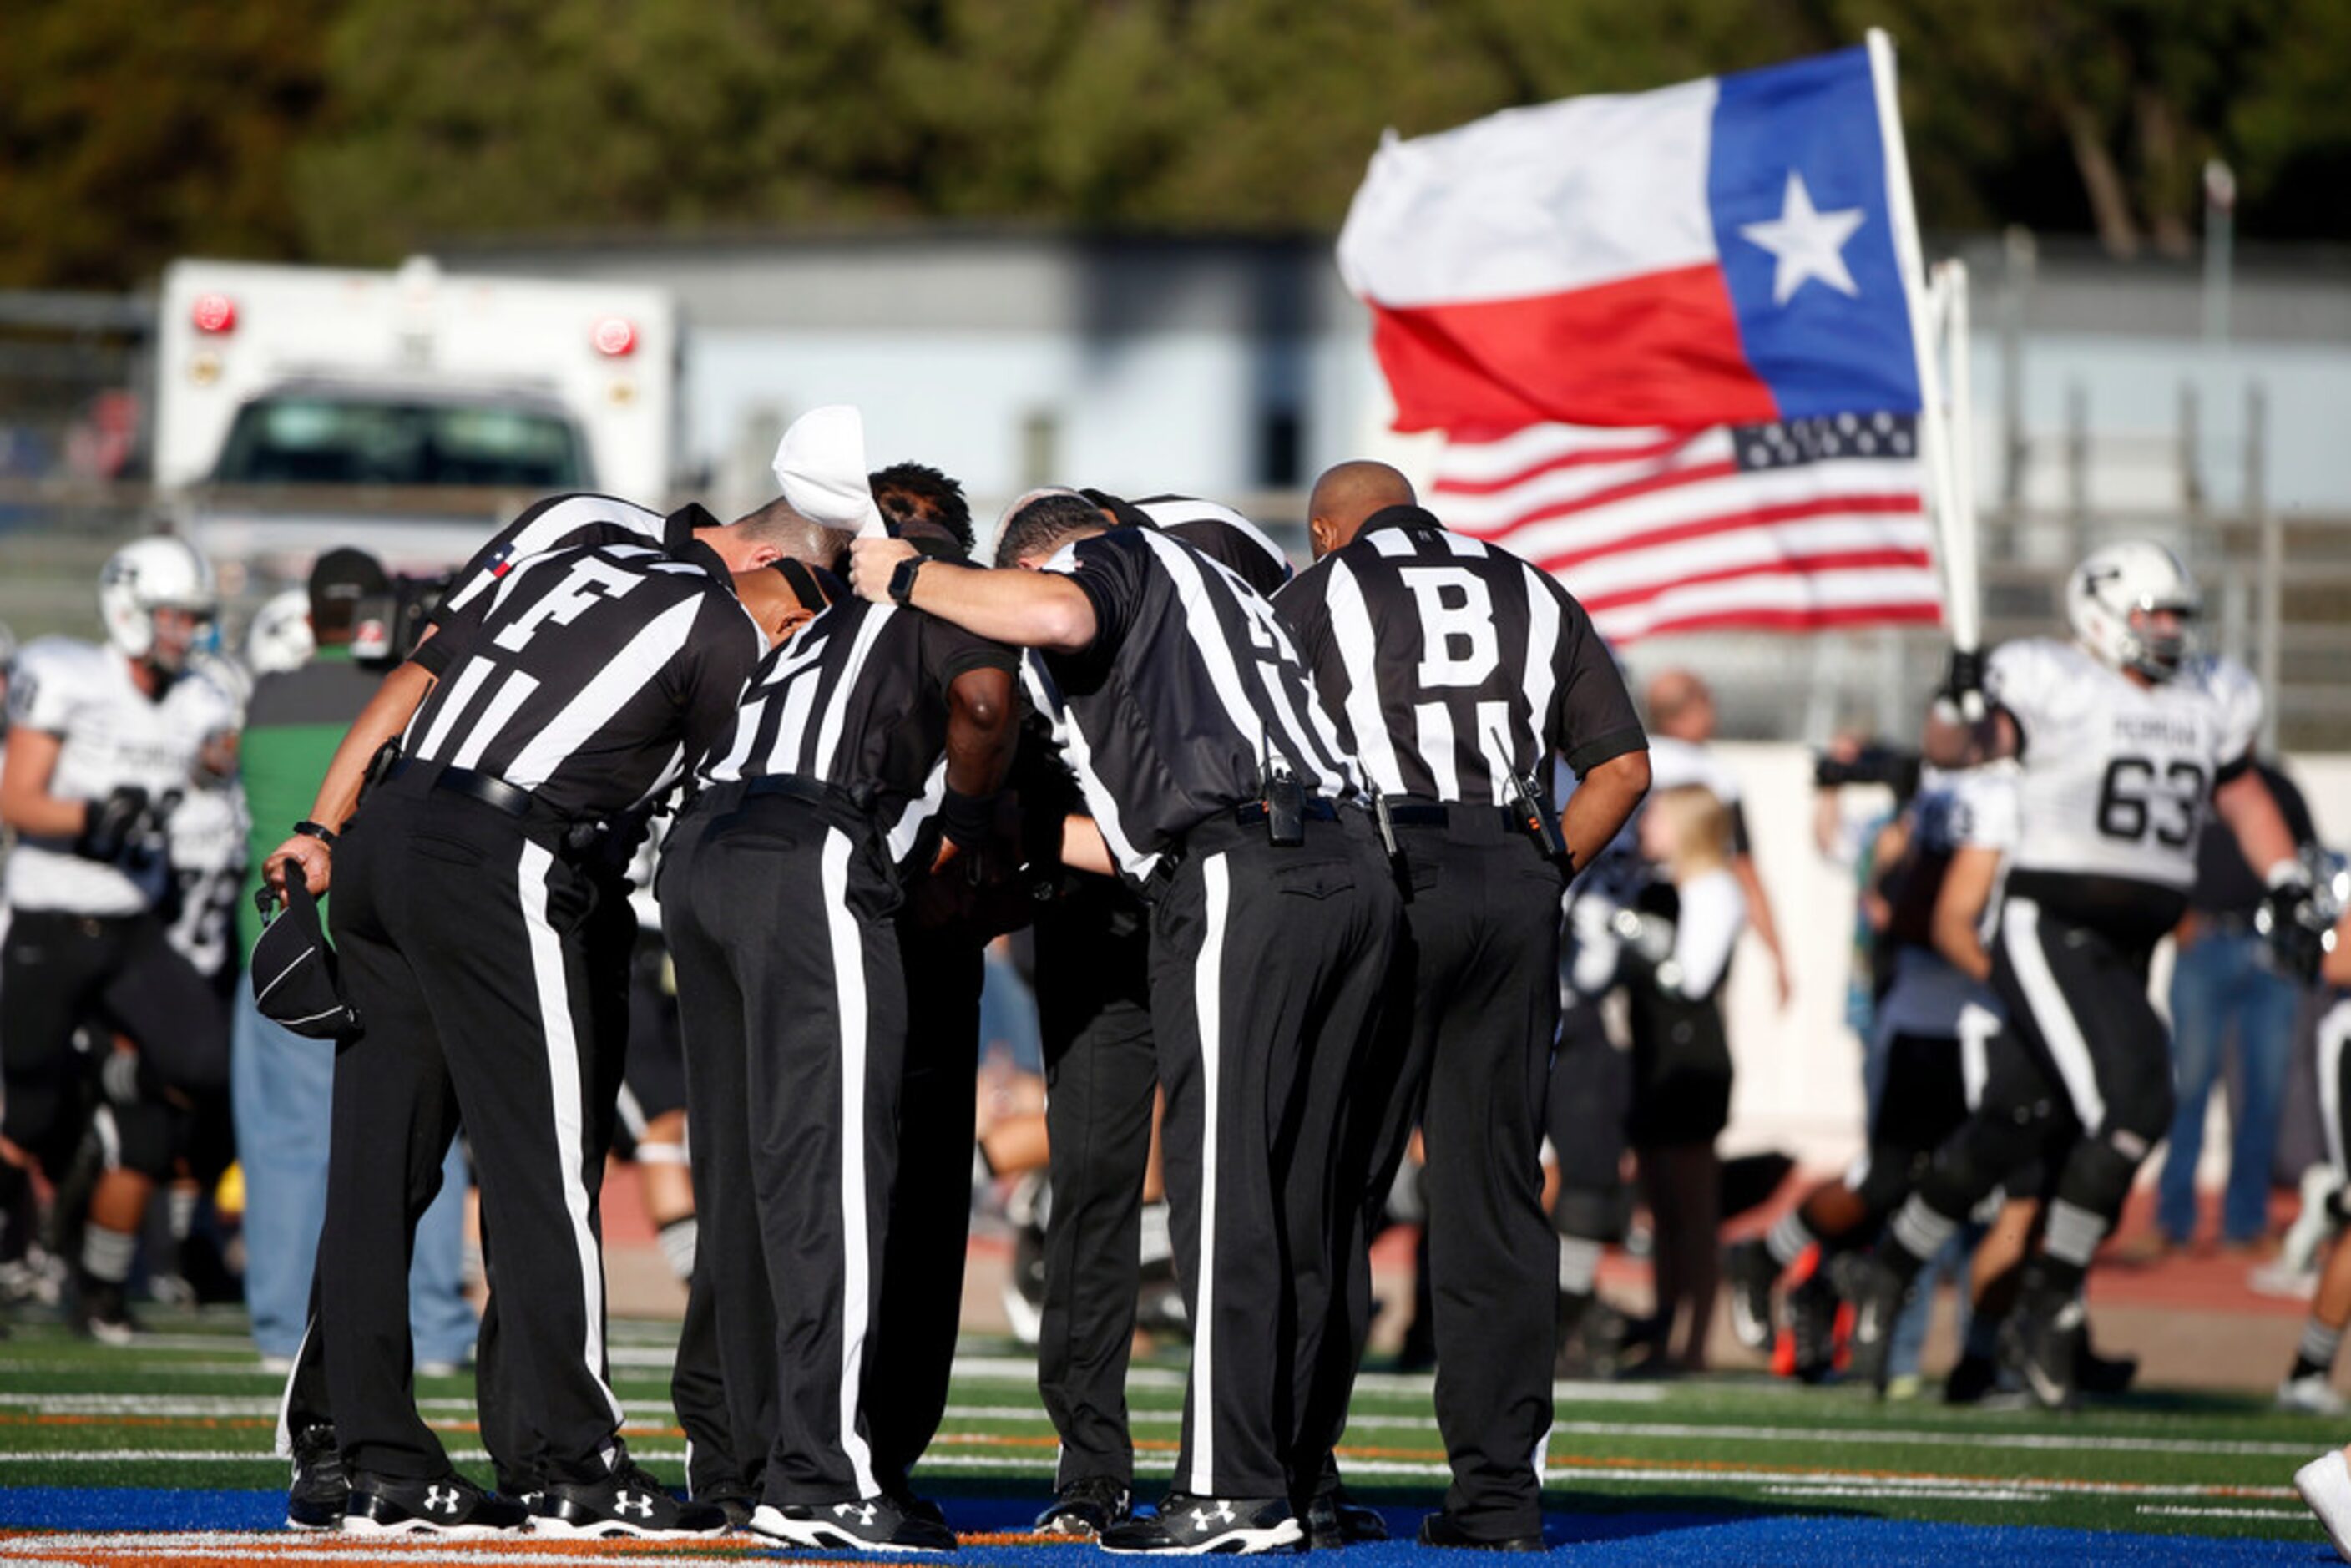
[244,589,316,676]
[2066,539,2200,681]
[99,537,219,670]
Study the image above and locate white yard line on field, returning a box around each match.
[2136,1505,2315,1521]
[1762,1484,2046,1504]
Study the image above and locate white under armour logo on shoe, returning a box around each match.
[614,1490,655,1519]
[1190,1501,1236,1530]
[834,1501,879,1526]
[424,1485,462,1515]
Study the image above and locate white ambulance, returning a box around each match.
[154,255,679,604]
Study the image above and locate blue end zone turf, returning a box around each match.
[0,1490,2320,1564]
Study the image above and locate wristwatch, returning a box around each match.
[292,820,338,847]
[887,554,928,608]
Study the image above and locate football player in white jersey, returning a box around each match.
[1726,763,2015,1381]
[0,538,241,1341]
[1845,540,2316,1408]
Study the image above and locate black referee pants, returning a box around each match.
[1034,880,1157,1490]
[1334,815,1565,1538]
[867,915,987,1495]
[1149,809,1397,1503]
[660,803,775,1505]
[660,789,907,1506]
[312,780,627,1484]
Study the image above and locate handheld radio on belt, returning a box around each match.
[1492,726,1570,867]
[1257,735,1306,847]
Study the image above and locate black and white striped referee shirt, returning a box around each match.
[1027,526,1359,884]
[418,493,708,676]
[1088,492,1294,599]
[1273,504,1644,804]
[402,540,762,821]
[697,601,1018,865]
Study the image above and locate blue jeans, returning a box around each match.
[231,986,477,1365]
[2158,928,2300,1244]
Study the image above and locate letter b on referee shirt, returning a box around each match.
[1400,567,1501,689]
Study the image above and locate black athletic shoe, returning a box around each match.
[2077,1343,2139,1397]
[1783,1271,1840,1384]
[70,1276,139,1346]
[1725,1239,1778,1353]
[1417,1511,1546,1551]
[1035,1475,1133,1537]
[1100,1494,1302,1555]
[1943,1350,2001,1406]
[285,1424,349,1530]
[343,1471,529,1538]
[2000,1295,2084,1411]
[751,1495,958,1553]
[1306,1487,1389,1548]
[887,1485,949,1530]
[530,1463,731,1540]
[1841,1257,1909,1395]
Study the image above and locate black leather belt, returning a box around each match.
[743,773,865,812]
[1383,797,1523,832]
[1234,797,1338,827]
[433,766,535,818]
[387,758,535,819]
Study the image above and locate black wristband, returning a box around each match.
[939,787,997,848]
[293,820,338,847]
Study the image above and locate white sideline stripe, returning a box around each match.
[9,1388,2325,1461]
[2136,1505,2314,1520]
[1766,1485,2045,1504]
[517,839,629,1431]
[822,827,880,1500]
[1186,851,1230,1497]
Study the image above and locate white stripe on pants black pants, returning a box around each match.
[312,777,624,1482]
[867,918,986,1495]
[1146,808,1398,1502]
[1034,882,1158,1490]
[657,803,773,1504]
[659,789,904,1505]
[1328,814,1565,1539]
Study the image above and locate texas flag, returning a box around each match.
[1337,44,1924,432]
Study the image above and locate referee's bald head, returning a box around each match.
[1307,461,1415,560]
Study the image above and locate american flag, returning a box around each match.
[1428,412,1943,645]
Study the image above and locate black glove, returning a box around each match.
[2257,879,2328,983]
[1939,645,1984,707]
[73,786,150,862]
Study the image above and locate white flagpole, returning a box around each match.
[1868,28,1980,711]
[1942,259,1982,663]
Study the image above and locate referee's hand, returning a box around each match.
[849,536,916,604]
[265,833,333,897]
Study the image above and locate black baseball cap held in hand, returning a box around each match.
[250,864,361,1040]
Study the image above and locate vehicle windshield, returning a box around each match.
[210,394,590,488]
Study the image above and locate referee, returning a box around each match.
[1024,489,1292,1538]
[1274,460,1650,1550]
[659,524,1017,1552]
[850,489,1398,1555]
[268,537,786,1539]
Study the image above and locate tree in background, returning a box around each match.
[0,0,338,289]
[3,0,2348,287]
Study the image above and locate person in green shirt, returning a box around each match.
[232,549,476,1375]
